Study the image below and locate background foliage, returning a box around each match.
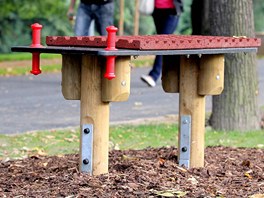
[0,0,263,53]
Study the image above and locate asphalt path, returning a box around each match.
[1,59,264,134]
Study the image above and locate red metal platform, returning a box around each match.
[46,35,261,50]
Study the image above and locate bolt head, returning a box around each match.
[84,128,90,134]
[183,120,188,124]
[83,158,89,165]
[181,147,188,152]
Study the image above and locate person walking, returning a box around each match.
[67,0,115,36]
[141,0,183,87]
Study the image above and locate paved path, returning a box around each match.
[0,59,264,134]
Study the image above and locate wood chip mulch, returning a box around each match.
[0,147,263,197]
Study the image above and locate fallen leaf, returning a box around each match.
[42,162,48,167]
[151,189,187,197]
[241,160,251,167]
[121,155,139,161]
[175,165,187,172]
[188,177,199,185]
[158,158,166,167]
[244,172,253,179]
[249,194,264,198]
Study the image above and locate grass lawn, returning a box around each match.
[0,53,154,76]
[0,53,61,62]
[0,124,263,161]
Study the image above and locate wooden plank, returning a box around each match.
[80,55,110,175]
[102,56,131,102]
[162,55,180,93]
[62,54,81,100]
[198,54,224,95]
[179,55,205,168]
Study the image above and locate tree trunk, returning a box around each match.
[209,0,259,131]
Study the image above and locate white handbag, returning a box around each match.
[139,0,155,15]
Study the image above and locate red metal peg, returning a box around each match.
[30,23,43,75]
[104,26,118,80]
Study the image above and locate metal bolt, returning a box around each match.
[121,81,126,86]
[183,119,188,124]
[83,158,89,165]
[181,147,188,152]
[84,128,90,134]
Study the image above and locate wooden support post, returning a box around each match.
[178,55,205,168]
[162,55,180,93]
[61,54,81,100]
[198,54,225,95]
[102,56,131,102]
[80,55,109,175]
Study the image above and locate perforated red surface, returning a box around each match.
[46,35,261,50]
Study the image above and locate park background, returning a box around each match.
[0,0,264,53]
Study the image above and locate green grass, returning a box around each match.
[0,64,62,76]
[205,128,264,148]
[110,124,178,149]
[0,53,61,62]
[0,53,153,76]
[0,124,263,160]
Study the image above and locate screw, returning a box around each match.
[83,158,89,165]
[183,119,188,124]
[181,147,188,152]
[121,81,126,86]
[84,128,90,134]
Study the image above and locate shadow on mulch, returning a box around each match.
[0,147,263,197]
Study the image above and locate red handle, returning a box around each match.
[30,23,43,75]
[104,56,116,80]
[31,53,41,75]
[104,26,118,80]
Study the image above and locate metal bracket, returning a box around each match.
[179,115,191,168]
[81,124,93,174]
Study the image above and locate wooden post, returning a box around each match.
[198,54,225,95]
[102,56,131,102]
[119,0,124,36]
[162,55,180,93]
[61,54,81,100]
[80,55,109,175]
[178,55,205,168]
[134,0,140,35]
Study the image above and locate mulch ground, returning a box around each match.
[0,147,263,197]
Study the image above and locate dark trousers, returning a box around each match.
[149,9,179,81]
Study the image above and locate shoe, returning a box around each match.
[140,75,156,87]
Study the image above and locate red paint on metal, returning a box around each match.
[30,23,43,75]
[31,23,43,48]
[31,53,41,75]
[46,35,261,50]
[104,26,118,80]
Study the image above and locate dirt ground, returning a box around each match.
[0,147,263,197]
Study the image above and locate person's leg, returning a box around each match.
[75,3,93,36]
[149,11,179,82]
[94,2,114,36]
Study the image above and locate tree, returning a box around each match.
[0,0,73,53]
[208,0,260,131]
